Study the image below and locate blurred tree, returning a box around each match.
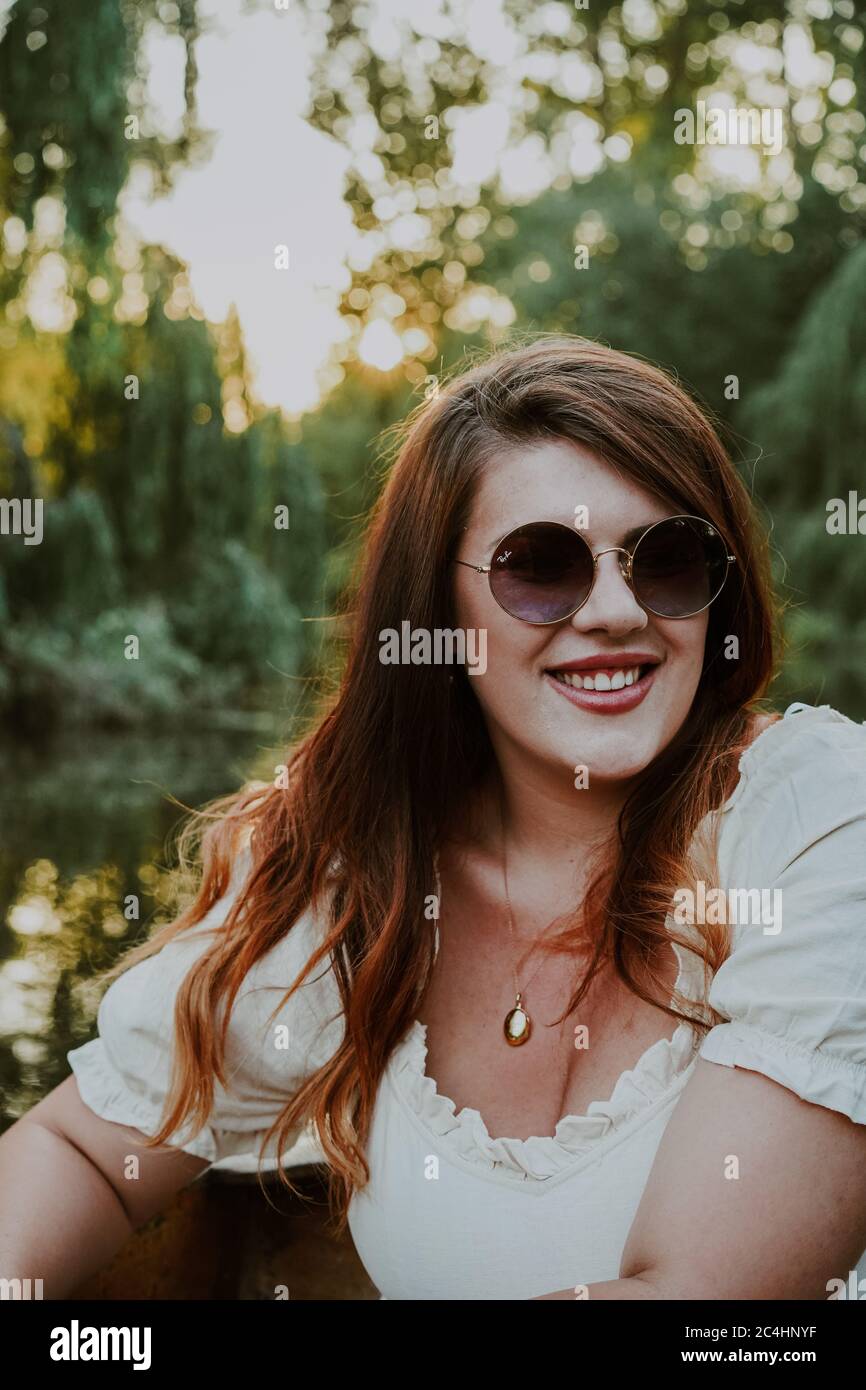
[295,0,866,360]
[739,239,866,715]
[0,2,328,732]
[0,0,209,269]
[742,239,866,506]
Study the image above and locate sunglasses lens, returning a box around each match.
[489,524,593,623]
[632,517,730,618]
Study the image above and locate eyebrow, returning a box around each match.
[619,521,662,549]
[487,520,666,551]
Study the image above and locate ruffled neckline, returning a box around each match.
[390,937,706,1181]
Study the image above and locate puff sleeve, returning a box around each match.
[66,847,344,1167]
[698,705,866,1124]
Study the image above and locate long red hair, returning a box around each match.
[107,336,778,1231]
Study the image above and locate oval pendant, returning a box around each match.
[504,1006,531,1046]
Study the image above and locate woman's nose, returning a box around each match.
[569,550,647,633]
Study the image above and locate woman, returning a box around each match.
[2,337,866,1301]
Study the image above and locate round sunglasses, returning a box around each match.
[454,515,736,624]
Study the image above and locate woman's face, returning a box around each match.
[453,439,710,787]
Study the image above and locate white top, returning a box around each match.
[67,702,866,1299]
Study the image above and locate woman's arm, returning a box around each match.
[535,1058,866,1300]
[0,1075,210,1299]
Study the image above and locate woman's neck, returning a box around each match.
[459,752,634,891]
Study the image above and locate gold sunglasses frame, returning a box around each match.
[453,514,737,625]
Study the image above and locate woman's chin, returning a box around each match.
[551,732,666,788]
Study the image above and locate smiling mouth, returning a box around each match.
[546,662,656,692]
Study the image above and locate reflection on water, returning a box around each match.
[0,724,290,1132]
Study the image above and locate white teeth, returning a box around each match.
[554,665,643,691]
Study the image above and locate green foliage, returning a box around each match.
[301,369,418,599]
[778,606,866,719]
[741,241,866,507]
[0,201,330,726]
[252,412,328,619]
[0,253,328,728]
[0,3,331,735]
[477,172,853,421]
[296,0,866,341]
[2,486,121,623]
[169,539,304,684]
[0,602,205,731]
[0,0,208,264]
[736,244,866,716]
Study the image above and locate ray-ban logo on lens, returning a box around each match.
[379,621,487,675]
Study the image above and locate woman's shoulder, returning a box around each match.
[717,701,866,882]
[698,702,866,1125]
[733,699,866,787]
[67,850,345,1164]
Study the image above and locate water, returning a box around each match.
[0,724,287,1132]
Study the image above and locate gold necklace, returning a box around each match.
[500,823,555,1047]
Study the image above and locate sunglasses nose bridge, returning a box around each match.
[592,545,634,584]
